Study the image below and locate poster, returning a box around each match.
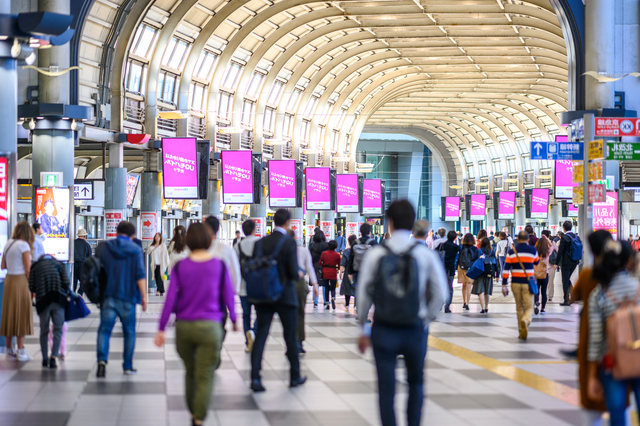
[550,225,559,234]
[487,226,496,235]
[444,197,460,221]
[555,160,576,199]
[162,138,198,199]
[568,203,579,217]
[321,221,333,240]
[462,226,470,235]
[593,192,618,239]
[306,224,315,242]
[498,191,516,220]
[268,160,296,207]
[35,187,70,261]
[531,188,549,219]
[141,212,158,241]
[126,174,140,206]
[470,194,486,221]
[222,150,253,204]
[289,219,302,240]
[336,174,359,213]
[346,222,359,237]
[251,217,265,238]
[106,210,125,239]
[362,179,382,215]
[306,168,331,210]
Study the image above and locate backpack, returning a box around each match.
[605,287,640,380]
[80,256,106,304]
[437,241,446,263]
[352,237,373,272]
[534,260,548,279]
[370,241,421,326]
[567,234,583,262]
[242,236,289,304]
[458,246,477,270]
[549,249,558,266]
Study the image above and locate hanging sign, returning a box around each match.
[595,117,640,137]
[105,210,125,238]
[141,212,158,240]
[606,142,640,161]
[588,140,605,161]
[73,181,94,200]
[251,217,265,238]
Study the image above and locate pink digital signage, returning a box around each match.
[221,150,253,204]
[568,203,579,217]
[470,194,486,221]
[162,138,198,199]
[306,167,331,210]
[498,191,516,220]
[336,174,359,213]
[531,188,549,219]
[593,192,618,239]
[362,179,382,215]
[445,197,460,222]
[268,160,296,208]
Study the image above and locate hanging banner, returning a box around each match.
[126,174,140,206]
[289,219,302,240]
[221,150,253,204]
[593,192,618,239]
[105,209,125,239]
[336,174,359,213]
[498,191,516,220]
[531,188,550,219]
[469,194,486,221]
[35,187,70,261]
[162,138,198,199]
[306,168,331,210]
[251,217,266,238]
[444,197,461,221]
[268,160,296,208]
[141,212,158,240]
[321,221,333,240]
[362,179,383,215]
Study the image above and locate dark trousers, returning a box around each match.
[251,303,300,381]
[371,322,428,426]
[154,266,165,294]
[239,296,254,343]
[445,274,454,309]
[536,275,549,310]
[323,279,337,304]
[560,264,578,304]
[73,263,83,293]
[294,278,309,343]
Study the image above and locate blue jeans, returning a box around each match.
[97,297,137,370]
[498,256,506,276]
[600,370,640,426]
[239,296,254,343]
[371,322,428,426]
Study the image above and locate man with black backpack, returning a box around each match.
[347,223,377,285]
[555,220,582,306]
[356,200,447,426]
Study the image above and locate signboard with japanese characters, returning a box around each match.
[106,210,125,238]
[595,117,640,137]
[73,181,94,200]
[141,212,158,240]
[606,142,640,161]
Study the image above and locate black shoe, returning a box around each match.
[300,345,306,354]
[465,304,470,311]
[96,361,106,378]
[481,309,486,314]
[534,307,539,315]
[124,368,138,375]
[559,302,571,306]
[250,379,266,392]
[559,348,578,360]
[444,307,451,313]
[49,357,57,369]
[331,299,336,310]
[42,359,48,368]
[290,376,307,388]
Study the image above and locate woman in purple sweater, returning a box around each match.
[154,223,237,426]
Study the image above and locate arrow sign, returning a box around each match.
[534,143,542,156]
[143,220,152,227]
[73,181,94,200]
[530,141,584,161]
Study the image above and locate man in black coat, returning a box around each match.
[250,209,306,392]
[555,221,580,306]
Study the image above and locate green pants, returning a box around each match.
[294,277,309,343]
[175,321,223,421]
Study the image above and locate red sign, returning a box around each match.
[141,212,158,240]
[251,217,265,238]
[588,184,606,204]
[593,192,618,239]
[595,118,640,137]
[0,157,7,221]
[105,210,124,238]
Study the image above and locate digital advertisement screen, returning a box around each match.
[469,194,486,221]
[531,188,550,219]
[162,137,198,199]
[568,203,579,217]
[593,192,618,239]
[498,191,516,220]
[362,179,382,215]
[35,187,70,261]
[305,167,331,210]
[555,135,569,142]
[445,197,461,222]
[268,160,296,208]
[336,174,359,213]
[554,160,575,199]
[126,174,140,206]
[221,150,253,204]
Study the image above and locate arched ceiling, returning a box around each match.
[78,0,570,188]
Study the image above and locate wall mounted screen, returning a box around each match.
[362,179,383,215]
[162,137,198,199]
[305,167,331,210]
[35,187,70,261]
[469,194,486,221]
[531,188,550,219]
[268,160,296,208]
[498,191,516,220]
[221,150,253,204]
[568,203,579,217]
[445,197,461,222]
[336,174,359,213]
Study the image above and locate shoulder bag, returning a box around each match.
[512,246,539,295]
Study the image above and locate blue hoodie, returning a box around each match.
[100,236,146,304]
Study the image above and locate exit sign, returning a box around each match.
[40,172,63,187]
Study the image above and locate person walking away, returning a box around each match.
[472,237,497,314]
[502,231,539,340]
[412,220,429,245]
[28,253,69,368]
[287,229,317,353]
[587,240,640,426]
[250,209,305,392]
[632,235,640,252]
[168,226,188,273]
[526,225,539,246]
[431,227,447,250]
[495,232,509,277]
[232,230,242,247]
[425,229,434,249]
[458,234,479,310]
[357,200,447,426]
[73,228,92,294]
[320,240,341,310]
[335,231,346,254]
[1,221,35,361]
[534,236,552,314]
[340,235,357,310]
[96,221,147,377]
[347,223,378,287]
[154,222,237,426]
[476,230,487,249]
[308,230,327,308]
[146,233,169,296]
[441,231,461,313]
[541,230,559,302]
[32,223,45,261]
[236,219,260,352]
[556,221,582,306]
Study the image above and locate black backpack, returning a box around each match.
[241,237,289,304]
[370,241,421,327]
[80,256,106,304]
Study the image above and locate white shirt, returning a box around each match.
[3,239,31,275]
[208,239,241,293]
[496,239,509,257]
[235,235,260,296]
[296,245,318,285]
[432,237,447,250]
[34,234,45,261]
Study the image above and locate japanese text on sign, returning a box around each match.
[308,178,329,193]
[164,154,196,175]
[271,172,294,189]
[223,164,251,183]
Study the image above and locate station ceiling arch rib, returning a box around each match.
[78,0,574,188]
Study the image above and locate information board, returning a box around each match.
[35,187,70,261]
[306,168,331,210]
[362,179,382,216]
[498,191,516,220]
[469,194,486,221]
[555,160,576,199]
[444,197,461,222]
[531,188,549,219]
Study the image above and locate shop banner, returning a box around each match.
[531,188,549,219]
[362,179,382,215]
[162,138,198,199]
[141,212,158,240]
[221,150,253,204]
[268,160,296,208]
[498,191,516,220]
[251,217,266,238]
[36,187,70,261]
[470,194,486,221]
[321,221,333,240]
[105,209,125,239]
[593,192,618,239]
[336,174,359,213]
[445,197,460,222]
[555,160,576,199]
[289,219,302,240]
[306,168,331,210]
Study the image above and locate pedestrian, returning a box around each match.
[347,223,377,287]
[425,229,434,248]
[335,230,346,253]
[441,230,461,313]
[309,229,327,308]
[412,220,429,245]
[357,200,447,426]
[235,219,259,352]
[96,221,147,377]
[28,253,69,369]
[1,221,35,361]
[472,237,497,314]
[32,223,45,261]
[432,227,447,250]
[458,233,479,311]
[534,236,552,314]
[476,229,487,249]
[384,232,391,240]
[168,225,188,273]
[541,230,558,302]
[502,231,539,340]
[587,240,640,426]
[340,235,357,310]
[145,232,169,296]
[495,232,509,276]
[320,240,341,310]
[526,225,539,246]
[556,220,582,306]
[73,228,92,294]
[632,236,640,252]
[232,230,242,247]
[154,222,238,426]
[250,209,305,392]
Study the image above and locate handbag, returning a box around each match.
[512,246,539,295]
[465,257,485,280]
[65,291,91,321]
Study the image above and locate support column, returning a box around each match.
[38,0,70,105]
[305,209,317,245]
[202,180,220,218]
[549,203,561,233]
[515,206,526,233]
[289,207,303,244]
[345,212,363,238]
[105,150,128,239]
[140,172,162,238]
[320,210,335,240]
[585,0,615,111]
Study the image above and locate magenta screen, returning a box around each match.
[221,150,253,204]
[162,138,198,199]
[498,192,516,220]
[268,160,296,208]
[362,179,382,215]
[306,168,331,210]
[336,174,359,213]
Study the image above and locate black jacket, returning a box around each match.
[556,231,579,267]
[28,255,70,314]
[258,230,299,307]
[309,240,328,267]
[74,238,92,263]
[458,244,479,270]
[441,241,461,276]
[347,235,377,275]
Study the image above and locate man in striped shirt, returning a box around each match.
[502,231,540,340]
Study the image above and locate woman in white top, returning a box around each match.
[168,226,188,272]
[1,221,35,361]
[146,233,170,296]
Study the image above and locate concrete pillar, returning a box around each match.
[140,171,162,233]
[38,0,70,105]
[515,207,526,233]
[320,210,335,240]
[585,0,615,110]
[202,180,220,217]
[486,209,496,234]
[550,204,561,229]
[289,207,303,244]
[105,168,127,211]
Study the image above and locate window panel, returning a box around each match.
[501,143,514,156]
[222,62,243,91]
[467,165,476,179]
[492,160,502,174]
[267,80,285,105]
[283,114,293,137]
[194,51,218,80]
[241,100,255,126]
[300,120,310,142]
[479,162,488,177]
[286,89,302,112]
[263,107,275,133]
[303,95,319,118]
[245,72,265,98]
[217,92,233,121]
[131,25,158,59]
[523,155,533,171]
[125,60,145,93]
[168,39,189,70]
[189,83,205,111]
[507,158,517,173]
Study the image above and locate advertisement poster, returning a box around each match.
[268,160,296,208]
[444,197,460,221]
[346,222,359,237]
[462,226,470,234]
[487,226,496,235]
[362,179,382,215]
[336,174,359,213]
[222,150,253,204]
[141,212,158,240]
[498,191,516,220]
[162,138,198,199]
[251,217,265,238]
[289,219,302,240]
[306,168,331,210]
[305,224,315,242]
[568,203,579,217]
[531,188,550,219]
[555,160,575,199]
[35,187,70,261]
[470,194,486,221]
[593,192,618,239]
[105,210,125,239]
[126,174,140,206]
[321,221,333,240]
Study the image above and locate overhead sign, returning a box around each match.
[595,117,640,137]
[141,212,158,241]
[306,167,331,210]
[40,172,63,188]
[555,160,576,199]
[606,142,640,161]
[336,174,359,213]
[530,141,584,161]
[531,188,550,219]
[268,160,296,208]
[588,184,606,204]
[498,191,516,220]
[469,194,486,221]
[73,181,94,200]
[571,118,584,140]
[444,197,461,222]
[221,150,253,204]
[588,140,605,160]
[162,138,198,199]
[362,179,383,216]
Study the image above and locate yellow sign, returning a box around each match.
[573,162,583,183]
[572,185,584,205]
[588,140,605,160]
[573,161,604,183]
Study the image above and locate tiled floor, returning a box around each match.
[0,294,597,426]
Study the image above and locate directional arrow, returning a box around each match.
[534,143,543,156]
[81,187,89,196]
[143,220,152,227]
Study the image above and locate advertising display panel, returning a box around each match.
[336,174,359,213]
[531,188,550,219]
[305,168,331,210]
[568,203,579,217]
[268,160,296,208]
[126,174,140,206]
[593,192,618,239]
[221,150,253,204]
[498,191,516,220]
[444,197,461,222]
[35,187,70,261]
[555,160,576,199]
[162,138,198,199]
[469,194,486,221]
[362,179,382,216]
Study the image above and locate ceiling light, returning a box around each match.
[333,157,351,162]
[217,126,243,134]
[157,110,189,120]
[301,148,321,155]
[263,138,285,146]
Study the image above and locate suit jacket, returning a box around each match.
[258,230,299,307]
[556,231,579,267]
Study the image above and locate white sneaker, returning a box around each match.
[16,348,32,362]
[5,348,16,359]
